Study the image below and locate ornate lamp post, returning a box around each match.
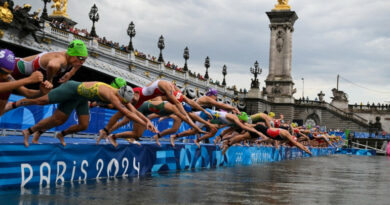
[183,47,189,72]
[89,4,99,37]
[40,0,51,20]
[250,60,262,88]
[302,77,304,99]
[127,21,136,52]
[157,35,165,62]
[222,65,227,86]
[204,56,210,80]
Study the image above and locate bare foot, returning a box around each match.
[126,138,141,146]
[153,135,161,147]
[213,136,221,145]
[222,144,229,155]
[32,131,42,144]
[97,129,107,145]
[108,134,118,148]
[56,132,66,146]
[194,139,200,148]
[4,102,14,113]
[22,129,31,147]
[170,135,176,147]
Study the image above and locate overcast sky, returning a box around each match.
[20,0,390,104]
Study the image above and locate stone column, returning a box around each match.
[265,10,298,103]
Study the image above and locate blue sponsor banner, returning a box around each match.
[335,148,376,156]
[0,137,335,189]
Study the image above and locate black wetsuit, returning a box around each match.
[249,124,283,141]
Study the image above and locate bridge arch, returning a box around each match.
[304,113,320,127]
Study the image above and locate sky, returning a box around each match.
[19,0,390,104]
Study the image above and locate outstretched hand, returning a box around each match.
[42,80,53,89]
[147,121,158,133]
[233,108,241,115]
[40,82,52,94]
[205,111,213,120]
[28,71,44,84]
[58,72,72,83]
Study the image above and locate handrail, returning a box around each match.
[351,141,386,153]
[326,103,368,123]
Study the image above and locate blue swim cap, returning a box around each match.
[182,102,192,112]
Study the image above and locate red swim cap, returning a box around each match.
[173,91,184,102]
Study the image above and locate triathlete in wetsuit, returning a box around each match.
[9,81,156,147]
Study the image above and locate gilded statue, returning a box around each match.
[274,0,291,10]
[278,0,289,5]
[51,0,69,17]
[0,2,13,24]
[32,8,41,20]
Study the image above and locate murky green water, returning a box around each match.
[1,155,389,205]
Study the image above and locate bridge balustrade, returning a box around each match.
[295,100,368,125]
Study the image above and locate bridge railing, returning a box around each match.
[348,104,390,112]
[49,27,69,40]
[295,100,368,125]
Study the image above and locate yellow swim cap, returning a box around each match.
[291,123,297,128]
[268,112,275,117]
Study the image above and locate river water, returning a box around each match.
[1,155,389,205]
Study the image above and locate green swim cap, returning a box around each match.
[67,40,88,57]
[237,112,249,122]
[110,77,127,89]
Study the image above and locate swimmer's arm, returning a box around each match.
[126,103,151,124]
[188,112,215,129]
[220,126,234,137]
[263,115,272,128]
[90,101,115,109]
[0,73,43,93]
[0,76,30,93]
[46,58,62,83]
[67,66,80,76]
[147,113,162,120]
[185,97,212,117]
[110,97,146,126]
[164,88,189,119]
[233,117,269,140]
[125,102,158,133]
[15,86,42,98]
[299,132,310,141]
[59,66,81,83]
[205,98,240,114]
